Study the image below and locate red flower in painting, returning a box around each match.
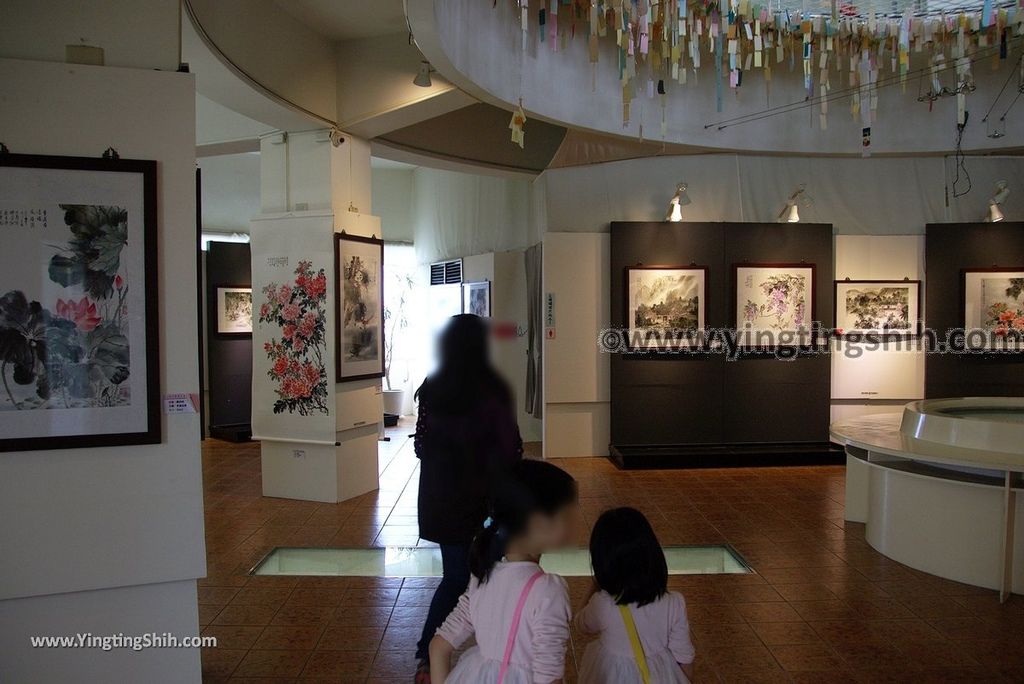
[55,297,102,332]
[114,274,124,290]
[257,260,329,416]
[276,284,293,306]
[306,273,327,300]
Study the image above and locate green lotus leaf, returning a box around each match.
[48,254,86,289]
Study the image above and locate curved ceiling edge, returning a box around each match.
[183,0,337,132]
[409,0,1023,156]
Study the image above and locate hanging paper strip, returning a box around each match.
[499,0,1013,130]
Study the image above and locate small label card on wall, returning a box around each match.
[163,393,198,414]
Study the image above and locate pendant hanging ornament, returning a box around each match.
[510,101,527,148]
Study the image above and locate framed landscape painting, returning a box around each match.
[625,266,706,349]
[734,263,815,345]
[216,286,252,335]
[335,233,384,382]
[835,280,920,337]
[462,281,491,317]
[963,268,1024,350]
[0,154,160,452]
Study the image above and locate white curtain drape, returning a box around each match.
[541,154,1024,235]
[412,167,535,265]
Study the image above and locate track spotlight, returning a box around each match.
[666,182,691,222]
[413,61,434,87]
[778,185,807,223]
[985,180,1010,222]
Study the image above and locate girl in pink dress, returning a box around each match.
[575,507,695,684]
[429,459,578,684]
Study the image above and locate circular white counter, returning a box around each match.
[830,398,1024,600]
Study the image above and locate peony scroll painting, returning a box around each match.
[0,155,159,452]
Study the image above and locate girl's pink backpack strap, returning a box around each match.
[497,570,545,684]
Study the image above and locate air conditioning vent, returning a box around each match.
[430,259,463,285]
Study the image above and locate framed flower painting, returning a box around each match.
[0,154,160,452]
[335,233,385,382]
[734,263,815,346]
[963,268,1024,350]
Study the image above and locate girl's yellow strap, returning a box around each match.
[618,604,651,684]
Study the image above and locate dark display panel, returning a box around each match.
[610,222,835,467]
[205,241,253,437]
[925,222,1024,398]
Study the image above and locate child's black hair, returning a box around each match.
[468,459,577,583]
[590,507,668,607]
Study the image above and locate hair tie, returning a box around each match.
[483,516,494,530]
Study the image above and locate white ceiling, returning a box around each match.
[272,0,407,41]
[371,156,417,171]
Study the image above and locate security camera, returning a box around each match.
[328,129,345,147]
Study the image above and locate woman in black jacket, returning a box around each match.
[413,314,523,678]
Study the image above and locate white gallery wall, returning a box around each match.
[0,58,205,683]
[538,152,1024,457]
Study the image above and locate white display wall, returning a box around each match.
[0,59,204,682]
[831,235,926,408]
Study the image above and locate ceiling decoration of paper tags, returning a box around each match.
[503,0,1024,135]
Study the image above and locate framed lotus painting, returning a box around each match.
[963,268,1024,350]
[0,154,159,452]
[335,233,384,382]
[216,286,253,335]
[734,263,815,346]
[834,280,921,337]
[625,266,706,349]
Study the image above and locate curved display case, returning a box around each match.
[831,398,1024,601]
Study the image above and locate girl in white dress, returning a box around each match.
[429,459,578,684]
[575,507,695,684]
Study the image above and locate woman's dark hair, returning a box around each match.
[415,314,510,413]
[469,459,577,583]
[590,507,667,607]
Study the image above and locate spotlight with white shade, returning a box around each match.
[985,180,1010,222]
[778,185,807,223]
[666,182,691,222]
[413,61,434,87]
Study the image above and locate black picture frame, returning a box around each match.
[833,279,922,338]
[624,264,708,350]
[214,284,254,337]
[961,266,1024,351]
[462,280,492,317]
[0,153,160,452]
[334,232,385,382]
[732,262,817,347]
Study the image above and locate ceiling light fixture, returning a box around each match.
[778,185,807,223]
[666,182,691,222]
[986,180,1010,222]
[413,61,434,88]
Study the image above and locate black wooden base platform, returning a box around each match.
[209,423,252,443]
[609,442,845,470]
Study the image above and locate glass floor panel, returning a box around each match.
[251,545,751,577]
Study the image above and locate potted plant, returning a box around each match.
[382,272,414,417]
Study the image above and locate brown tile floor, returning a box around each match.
[199,422,1024,683]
